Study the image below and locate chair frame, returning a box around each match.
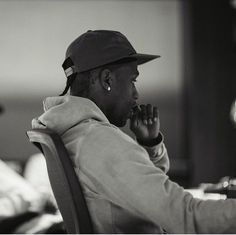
[26,128,93,234]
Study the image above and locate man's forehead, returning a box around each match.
[128,65,139,77]
[121,61,139,74]
[110,60,139,78]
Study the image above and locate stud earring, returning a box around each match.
[107,86,111,91]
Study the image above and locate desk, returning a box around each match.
[185,189,227,200]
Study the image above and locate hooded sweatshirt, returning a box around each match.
[32,95,236,234]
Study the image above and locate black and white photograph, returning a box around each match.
[0,0,236,233]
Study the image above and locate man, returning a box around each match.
[32,30,236,233]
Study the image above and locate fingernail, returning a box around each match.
[154,117,157,122]
[148,119,152,125]
[144,120,148,125]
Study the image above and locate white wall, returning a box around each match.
[0,0,182,98]
[0,0,184,161]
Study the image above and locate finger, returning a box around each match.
[147,104,153,125]
[130,106,139,129]
[130,108,138,127]
[140,104,148,125]
[153,106,158,122]
[132,105,140,116]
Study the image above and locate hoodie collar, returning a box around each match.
[32,95,109,135]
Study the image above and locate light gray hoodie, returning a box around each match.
[32,95,236,233]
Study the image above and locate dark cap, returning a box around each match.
[65,30,160,73]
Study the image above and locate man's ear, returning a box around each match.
[100,69,113,91]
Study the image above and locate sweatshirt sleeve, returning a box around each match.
[138,133,169,173]
[81,126,236,234]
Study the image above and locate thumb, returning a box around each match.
[130,106,140,131]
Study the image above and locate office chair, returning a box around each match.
[26,128,93,234]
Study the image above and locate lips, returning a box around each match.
[127,103,139,119]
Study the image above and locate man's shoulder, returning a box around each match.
[82,121,148,161]
[87,121,137,147]
[79,121,152,176]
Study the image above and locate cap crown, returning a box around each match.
[66,30,137,72]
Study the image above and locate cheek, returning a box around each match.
[120,84,133,99]
[113,82,133,108]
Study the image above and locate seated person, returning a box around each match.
[0,103,64,233]
[24,153,57,210]
[0,156,63,233]
[32,30,236,233]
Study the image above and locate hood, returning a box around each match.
[32,96,109,135]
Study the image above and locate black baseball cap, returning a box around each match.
[65,30,160,73]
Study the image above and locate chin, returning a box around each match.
[117,119,127,127]
[109,114,128,127]
[110,118,126,127]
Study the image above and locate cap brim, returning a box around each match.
[129,53,160,65]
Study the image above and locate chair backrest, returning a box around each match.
[26,128,93,234]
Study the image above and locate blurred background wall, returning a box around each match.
[183,0,236,186]
[1,0,236,187]
[0,0,184,171]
